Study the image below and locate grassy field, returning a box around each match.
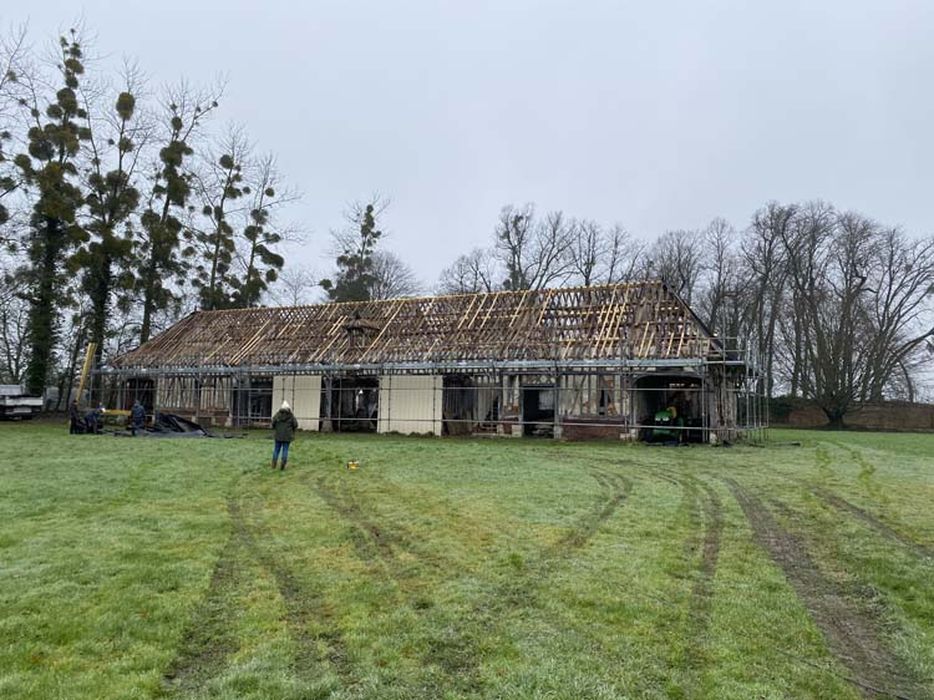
[0,423,932,700]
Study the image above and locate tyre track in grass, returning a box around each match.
[309,473,462,582]
[725,479,925,700]
[308,473,487,691]
[427,464,632,692]
[228,497,353,685]
[306,463,632,693]
[160,529,242,696]
[651,468,723,693]
[808,485,933,561]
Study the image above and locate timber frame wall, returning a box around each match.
[94,281,768,442]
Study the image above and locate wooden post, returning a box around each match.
[75,343,98,409]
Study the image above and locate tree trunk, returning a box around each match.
[24,219,60,396]
[139,253,158,344]
[88,255,112,398]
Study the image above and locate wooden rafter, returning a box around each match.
[113,281,719,370]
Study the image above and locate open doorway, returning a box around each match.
[443,375,475,435]
[522,384,555,437]
[321,376,379,432]
[634,373,704,443]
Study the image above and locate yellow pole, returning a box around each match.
[75,342,98,409]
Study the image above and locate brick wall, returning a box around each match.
[778,401,934,431]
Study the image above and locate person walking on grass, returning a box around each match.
[271,400,298,470]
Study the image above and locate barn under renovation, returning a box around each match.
[99,281,765,442]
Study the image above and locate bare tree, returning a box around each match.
[742,202,795,397]
[649,229,704,304]
[0,24,29,234]
[783,203,880,428]
[270,266,318,306]
[494,204,574,290]
[320,196,389,302]
[438,247,499,294]
[604,224,645,284]
[137,81,222,342]
[568,219,602,286]
[0,259,28,382]
[368,250,420,299]
[697,218,747,338]
[860,228,934,402]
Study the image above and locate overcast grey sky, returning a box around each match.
[9,1,934,284]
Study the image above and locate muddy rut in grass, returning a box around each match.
[311,465,632,692]
[650,468,723,695]
[230,496,353,682]
[809,486,933,560]
[726,479,926,700]
[434,466,633,687]
[160,527,243,696]
[161,497,352,696]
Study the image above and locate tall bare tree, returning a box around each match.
[650,229,704,304]
[228,154,296,308]
[568,218,601,286]
[438,247,499,294]
[368,250,420,299]
[73,65,150,378]
[0,27,29,235]
[271,266,318,306]
[495,204,573,290]
[697,218,747,338]
[0,258,28,382]
[859,228,934,402]
[320,197,387,302]
[783,203,879,428]
[604,224,645,284]
[742,202,795,396]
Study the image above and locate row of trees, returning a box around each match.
[437,202,934,425]
[0,27,295,398]
[2,27,931,427]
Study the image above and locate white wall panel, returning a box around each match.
[272,375,321,431]
[378,375,442,436]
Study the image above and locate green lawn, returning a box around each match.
[1,424,932,699]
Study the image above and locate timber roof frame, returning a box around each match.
[111,280,727,374]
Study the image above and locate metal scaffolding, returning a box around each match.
[91,281,767,441]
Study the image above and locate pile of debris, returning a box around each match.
[142,412,211,437]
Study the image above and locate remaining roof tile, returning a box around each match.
[113,281,718,370]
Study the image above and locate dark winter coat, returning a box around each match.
[272,408,298,442]
[131,402,146,427]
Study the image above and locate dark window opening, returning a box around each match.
[231,377,273,426]
[321,376,379,432]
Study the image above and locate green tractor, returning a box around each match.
[649,405,684,443]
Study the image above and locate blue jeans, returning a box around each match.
[272,441,290,463]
